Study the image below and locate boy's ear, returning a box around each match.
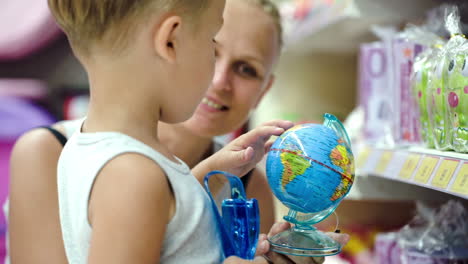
[154,15,182,63]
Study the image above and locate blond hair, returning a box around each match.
[243,0,283,47]
[48,0,209,56]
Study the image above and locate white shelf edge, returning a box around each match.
[354,145,468,200]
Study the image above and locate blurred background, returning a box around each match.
[1,0,468,263]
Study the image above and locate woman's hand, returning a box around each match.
[255,222,350,264]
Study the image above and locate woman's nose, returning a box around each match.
[211,63,232,92]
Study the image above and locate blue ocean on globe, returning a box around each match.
[266,123,354,214]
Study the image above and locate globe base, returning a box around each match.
[268,227,341,257]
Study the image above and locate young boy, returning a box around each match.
[49,0,292,263]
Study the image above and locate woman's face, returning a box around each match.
[182,0,280,137]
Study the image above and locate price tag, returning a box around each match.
[356,146,371,169]
[450,162,468,195]
[375,151,393,174]
[431,159,459,189]
[398,154,421,179]
[413,156,439,184]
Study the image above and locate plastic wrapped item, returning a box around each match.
[375,200,468,264]
[398,200,468,263]
[366,26,429,147]
[402,24,446,148]
[426,6,468,152]
[427,45,451,150]
[446,52,468,153]
[443,8,468,153]
[412,50,435,147]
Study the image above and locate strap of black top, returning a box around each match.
[40,126,68,147]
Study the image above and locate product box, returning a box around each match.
[358,42,395,146]
[392,40,424,145]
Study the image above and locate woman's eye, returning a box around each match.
[236,62,258,78]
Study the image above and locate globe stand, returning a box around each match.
[268,206,341,257]
[268,227,341,257]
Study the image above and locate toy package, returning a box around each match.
[358,39,396,146]
[392,39,423,145]
[427,44,452,150]
[404,25,446,148]
[443,8,468,153]
[412,51,434,147]
[359,26,427,147]
[358,5,468,153]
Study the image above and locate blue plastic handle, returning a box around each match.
[204,171,260,260]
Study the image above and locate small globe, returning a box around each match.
[266,123,355,216]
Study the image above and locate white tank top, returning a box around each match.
[58,129,223,264]
[56,119,83,138]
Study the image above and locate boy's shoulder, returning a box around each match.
[60,133,174,217]
[61,131,189,176]
[92,152,169,195]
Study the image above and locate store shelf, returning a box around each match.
[354,145,468,200]
[280,0,440,53]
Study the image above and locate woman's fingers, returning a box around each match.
[287,255,325,264]
[267,222,290,238]
[263,252,295,264]
[255,234,270,256]
[324,232,350,246]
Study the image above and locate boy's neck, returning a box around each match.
[158,123,213,168]
[83,57,162,143]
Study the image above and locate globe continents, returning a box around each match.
[266,123,354,214]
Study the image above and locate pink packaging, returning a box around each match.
[402,249,468,264]
[392,40,424,145]
[375,232,403,264]
[358,42,395,145]
[0,1,62,61]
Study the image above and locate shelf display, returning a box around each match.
[355,145,468,199]
[358,6,468,153]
